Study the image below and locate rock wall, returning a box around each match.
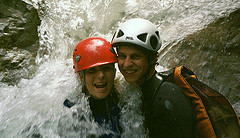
[0,0,40,85]
[159,9,240,103]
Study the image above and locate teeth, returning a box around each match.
[96,83,105,85]
[95,83,107,88]
[125,70,135,73]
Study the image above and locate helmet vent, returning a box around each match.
[76,54,81,62]
[150,35,158,49]
[155,31,160,38]
[117,29,124,38]
[137,33,148,43]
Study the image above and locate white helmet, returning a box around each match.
[111,18,162,52]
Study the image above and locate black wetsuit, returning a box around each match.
[63,94,121,137]
[140,72,196,137]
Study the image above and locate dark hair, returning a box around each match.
[148,51,159,66]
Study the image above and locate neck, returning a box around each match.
[136,67,156,86]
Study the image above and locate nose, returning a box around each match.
[123,57,133,67]
[97,70,104,79]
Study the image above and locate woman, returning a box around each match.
[63,37,121,137]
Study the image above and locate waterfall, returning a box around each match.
[1,0,239,137]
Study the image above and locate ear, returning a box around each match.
[149,53,157,65]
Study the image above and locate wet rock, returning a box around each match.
[159,8,240,104]
[0,48,36,85]
[0,0,40,51]
[0,0,40,85]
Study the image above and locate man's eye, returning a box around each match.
[132,54,142,59]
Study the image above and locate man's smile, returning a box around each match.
[123,69,137,76]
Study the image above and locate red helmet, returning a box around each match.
[73,37,117,72]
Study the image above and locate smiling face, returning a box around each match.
[117,45,150,85]
[79,64,116,99]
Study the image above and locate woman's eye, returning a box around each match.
[86,68,96,73]
[118,55,125,59]
[103,66,114,71]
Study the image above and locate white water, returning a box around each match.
[1,0,240,137]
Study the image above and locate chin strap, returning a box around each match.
[80,70,86,86]
[80,70,91,96]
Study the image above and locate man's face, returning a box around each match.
[117,45,149,85]
[79,64,115,99]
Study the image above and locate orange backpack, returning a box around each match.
[165,65,240,138]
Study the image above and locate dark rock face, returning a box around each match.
[0,0,40,85]
[159,9,240,103]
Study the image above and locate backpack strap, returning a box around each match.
[166,65,240,137]
[185,72,240,137]
[166,65,217,138]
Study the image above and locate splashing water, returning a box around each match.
[1,0,240,137]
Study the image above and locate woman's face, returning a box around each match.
[79,64,115,99]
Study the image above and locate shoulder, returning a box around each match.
[152,80,194,118]
[161,81,184,95]
[153,81,196,137]
[156,81,191,106]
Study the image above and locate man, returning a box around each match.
[111,18,196,137]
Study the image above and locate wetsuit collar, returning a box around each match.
[140,71,164,108]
